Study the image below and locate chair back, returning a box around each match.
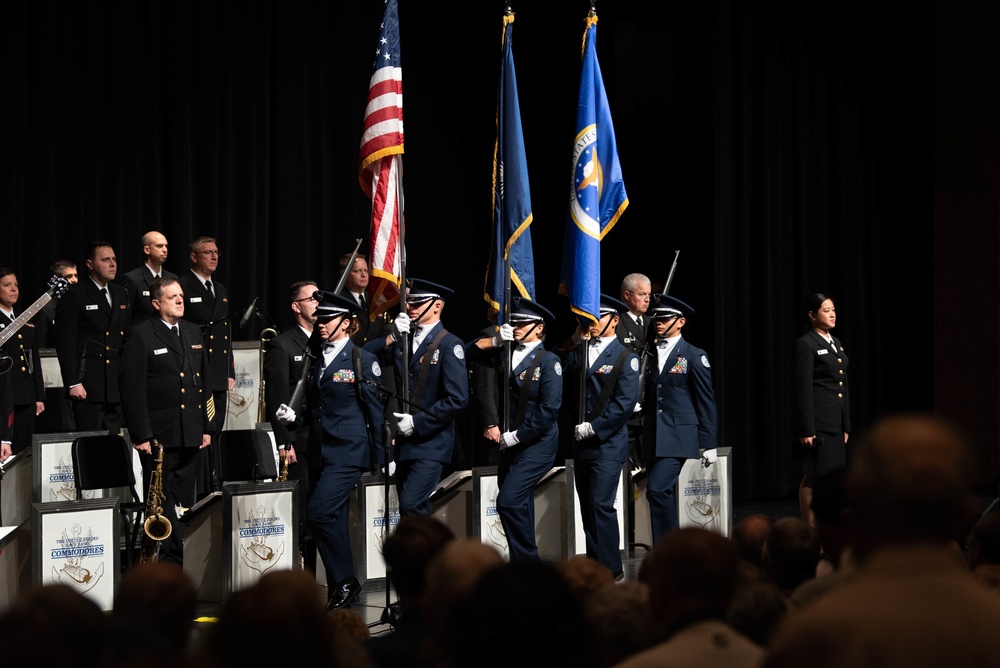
[71,433,138,497]
[218,429,278,482]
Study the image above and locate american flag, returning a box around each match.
[359,0,404,318]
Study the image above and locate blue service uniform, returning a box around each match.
[563,338,640,576]
[376,321,468,516]
[640,336,718,541]
[304,340,385,587]
[497,344,562,562]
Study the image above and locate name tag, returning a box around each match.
[293,355,303,362]
[190,297,203,303]
[142,290,150,296]
[86,304,98,310]
[154,348,168,355]
[817,349,828,355]
[191,344,203,350]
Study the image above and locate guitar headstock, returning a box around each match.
[47,275,70,298]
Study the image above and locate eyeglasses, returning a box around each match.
[196,250,221,257]
[294,296,318,304]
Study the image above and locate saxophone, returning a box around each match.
[139,439,172,564]
[278,450,289,481]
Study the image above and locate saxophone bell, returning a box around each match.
[144,513,172,541]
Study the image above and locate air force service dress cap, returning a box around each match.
[509,296,556,323]
[650,294,695,319]
[405,278,454,303]
[314,290,365,320]
[598,293,629,316]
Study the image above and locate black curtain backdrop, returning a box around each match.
[0,0,933,501]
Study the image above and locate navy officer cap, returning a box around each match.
[650,294,695,319]
[314,290,365,320]
[405,278,454,303]
[509,296,555,323]
[598,293,629,316]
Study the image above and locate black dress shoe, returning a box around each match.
[327,575,362,610]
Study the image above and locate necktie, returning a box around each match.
[205,280,214,298]
[172,325,180,339]
[100,287,111,307]
[637,315,643,328]
[359,293,367,310]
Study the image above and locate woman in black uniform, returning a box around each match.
[792,293,850,525]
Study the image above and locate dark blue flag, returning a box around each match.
[559,13,628,324]
[485,13,535,323]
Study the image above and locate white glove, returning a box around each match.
[701,448,718,468]
[390,312,411,341]
[633,402,642,414]
[382,460,397,477]
[499,430,519,450]
[574,422,595,441]
[275,403,296,425]
[393,412,415,436]
[492,323,515,347]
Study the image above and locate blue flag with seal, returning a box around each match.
[559,12,628,324]
[485,12,535,323]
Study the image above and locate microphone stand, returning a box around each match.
[360,376,434,631]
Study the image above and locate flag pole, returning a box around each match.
[579,321,587,423]
[397,159,409,409]
[500,7,515,435]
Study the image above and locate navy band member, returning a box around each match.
[640,295,718,542]
[264,280,319,571]
[54,241,130,432]
[120,231,177,328]
[0,269,46,454]
[368,278,469,517]
[32,259,78,348]
[177,236,233,496]
[339,253,394,347]
[616,272,651,354]
[792,292,850,525]
[0,371,12,466]
[561,294,640,579]
[177,236,235,427]
[119,277,213,565]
